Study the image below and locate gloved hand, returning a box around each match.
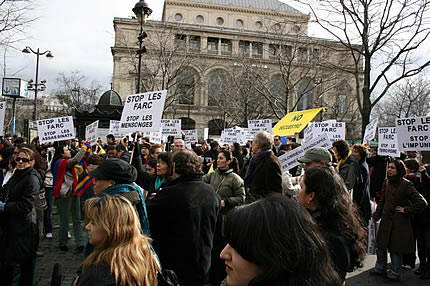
[0,201,5,213]
[81,141,91,153]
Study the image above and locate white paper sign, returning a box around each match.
[378,127,400,157]
[109,120,124,140]
[184,130,198,143]
[248,119,273,135]
[0,102,6,136]
[150,131,162,144]
[396,116,430,151]
[278,134,332,171]
[304,120,344,143]
[161,119,181,136]
[37,116,75,144]
[204,128,209,140]
[363,118,379,144]
[119,90,167,133]
[85,120,99,146]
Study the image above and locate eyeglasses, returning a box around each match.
[15,157,30,163]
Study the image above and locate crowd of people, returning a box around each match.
[0,131,429,285]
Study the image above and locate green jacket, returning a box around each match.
[203,168,245,210]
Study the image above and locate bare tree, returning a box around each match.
[0,0,36,45]
[51,71,103,113]
[302,0,430,135]
[374,76,430,125]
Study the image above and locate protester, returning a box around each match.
[115,144,130,162]
[299,166,367,280]
[298,147,332,172]
[351,144,372,222]
[272,135,282,156]
[202,140,219,173]
[52,144,87,251]
[370,159,427,281]
[367,149,389,201]
[220,194,343,286]
[0,147,42,286]
[244,131,282,202]
[173,139,186,153]
[147,152,173,197]
[203,149,246,286]
[147,150,220,286]
[332,140,360,193]
[230,143,244,171]
[76,195,158,286]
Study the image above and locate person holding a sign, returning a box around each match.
[370,159,427,281]
[299,167,367,281]
[244,132,282,202]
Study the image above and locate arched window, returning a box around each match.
[180,117,195,130]
[208,71,228,106]
[208,119,225,135]
[297,80,313,111]
[177,70,195,105]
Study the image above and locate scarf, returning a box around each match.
[53,158,93,198]
[154,176,166,192]
[244,149,271,188]
[337,150,352,169]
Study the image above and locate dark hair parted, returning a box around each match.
[218,150,232,161]
[173,150,202,176]
[404,158,419,173]
[352,144,370,160]
[332,140,350,159]
[303,167,367,269]
[157,152,173,178]
[224,194,342,286]
[390,159,407,178]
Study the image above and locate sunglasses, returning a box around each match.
[15,157,31,163]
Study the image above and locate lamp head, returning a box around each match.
[133,0,152,24]
[46,51,54,58]
[22,47,31,54]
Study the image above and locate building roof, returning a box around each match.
[97,90,122,106]
[187,0,303,14]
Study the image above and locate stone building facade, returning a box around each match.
[111,0,362,138]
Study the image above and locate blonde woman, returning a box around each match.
[76,195,158,286]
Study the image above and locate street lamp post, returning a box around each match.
[132,0,152,94]
[22,46,54,121]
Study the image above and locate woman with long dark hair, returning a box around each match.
[299,166,367,281]
[220,194,342,286]
[370,159,427,281]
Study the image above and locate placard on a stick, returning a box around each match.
[37,116,75,144]
[377,127,400,157]
[120,90,167,133]
[85,120,99,146]
[396,116,430,151]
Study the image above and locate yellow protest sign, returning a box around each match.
[273,108,324,136]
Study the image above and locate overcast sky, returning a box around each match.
[4,0,165,96]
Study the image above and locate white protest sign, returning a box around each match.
[222,128,236,144]
[109,120,124,140]
[0,102,5,136]
[150,131,162,144]
[278,134,331,171]
[120,90,167,133]
[396,116,430,151]
[378,127,400,157]
[185,142,192,149]
[85,120,99,145]
[161,119,181,136]
[304,120,344,143]
[184,130,198,143]
[248,119,273,135]
[204,128,209,140]
[363,118,379,144]
[37,116,75,144]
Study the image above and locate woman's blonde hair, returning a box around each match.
[82,195,158,286]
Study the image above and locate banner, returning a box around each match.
[37,116,75,144]
[161,119,181,136]
[109,120,124,140]
[278,134,331,171]
[304,120,344,143]
[363,118,378,144]
[184,130,198,143]
[248,119,273,135]
[273,108,324,136]
[0,102,5,136]
[377,127,400,157]
[119,90,167,133]
[396,116,430,151]
[85,120,99,146]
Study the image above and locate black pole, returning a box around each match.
[33,49,40,121]
[136,25,143,94]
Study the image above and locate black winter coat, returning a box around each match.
[0,167,41,263]
[147,174,220,286]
